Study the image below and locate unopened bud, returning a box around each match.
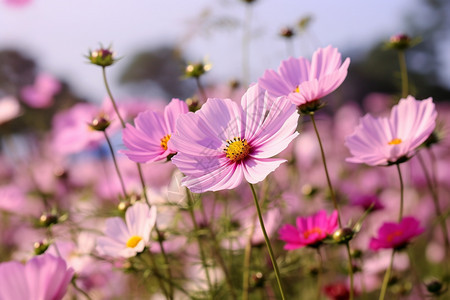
[250,271,265,288]
[186,97,200,112]
[184,62,211,78]
[388,34,412,50]
[280,27,295,38]
[39,213,59,227]
[89,115,111,131]
[88,47,116,67]
[332,227,354,244]
[425,279,445,295]
[33,240,49,255]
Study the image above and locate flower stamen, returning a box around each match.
[388,138,402,145]
[224,137,251,162]
[160,134,171,150]
[126,235,142,248]
[303,227,323,239]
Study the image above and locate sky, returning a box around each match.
[0,0,434,102]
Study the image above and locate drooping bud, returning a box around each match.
[425,278,446,296]
[88,47,116,67]
[298,16,313,32]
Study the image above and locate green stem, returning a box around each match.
[242,214,257,300]
[316,247,323,300]
[417,152,450,253]
[139,253,170,299]
[72,280,93,300]
[395,163,404,222]
[309,113,354,300]
[379,250,395,300]
[199,201,237,300]
[249,183,286,300]
[101,67,125,128]
[186,189,214,299]
[101,66,174,299]
[103,131,127,198]
[309,113,341,226]
[398,51,408,98]
[195,77,208,103]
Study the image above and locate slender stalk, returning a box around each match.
[102,67,125,127]
[139,253,170,299]
[103,131,127,198]
[309,113,354,299]
[101,66,174,299]
[242,214,258,300]
[395,163,404,222]
[72,280,93,300]
[186,189,214,299]
[316,247,324,300]
[407,249,426,299]
[249,183,286,300]
[199,202,237,300]
[398,51,408,98]
[417,152,450,253]
[378,250,395,300]
[309,113,341,225]
[195,77,208,103]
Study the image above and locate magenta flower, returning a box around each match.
[258,45,350,109]
[345,96,437,166]
[121,98,189,163]
[279,210,338,249]
[0,254,74,300]
[170,84,299,193]
[369,217,424,250]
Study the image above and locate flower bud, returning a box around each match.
[184,62,211,78]
[39,213,59,227]
[250,271,265,288]
[89,115,111,131]
[332,227,354,244]
[425,279,445,295]
[387,34,412,50]
[280,27,295,38]
[186,97,200,112]
[88,47,116,67]
[33,240,50,255]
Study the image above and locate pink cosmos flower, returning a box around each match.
[0,254,74,300]
[369,217,424,251]
[20,73,61,108]
[121,98,189,163]
[96,202,157,258]
[3,0,32,8]
[258,45,350,108]
[279,210,338,249]
[345,96,437,166]
[0,96,21,124]
[170,84,299,193]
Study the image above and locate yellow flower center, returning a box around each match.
[126,235,142,248]
[303,227,323,239]
[160,134,171,150]
[294,86,300,93]
[388,138,402,145]
[224,137,251,162]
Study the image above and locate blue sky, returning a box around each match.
[2,0,440,102]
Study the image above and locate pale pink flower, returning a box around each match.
[170,84,299,193]
[345,96,437,166]
[279,210,338,249]
[121,98,189,163]
[96,202,157,258]
[0,254,74,300]
[258,45,350,108]
[20,73,61,108]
